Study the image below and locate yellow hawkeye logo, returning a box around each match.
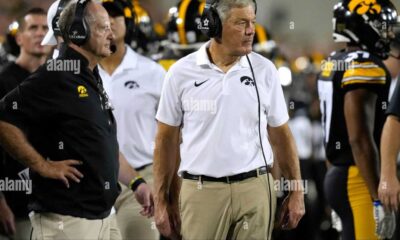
[77,85,88,98]
[348,0,382,15]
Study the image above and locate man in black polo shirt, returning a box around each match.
[0,1,145,239]
[0,7,51,240]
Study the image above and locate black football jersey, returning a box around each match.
[317,50,390,166]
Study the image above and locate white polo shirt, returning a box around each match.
[156,41,289,177]
[99,45,165,168]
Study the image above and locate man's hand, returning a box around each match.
[0,198,16,236]
[373,200,396,239]
[378,177,400,212]
[33,160,84,188]
[134,183,154,218]
[276,191,305,230]
[154,199,181,240]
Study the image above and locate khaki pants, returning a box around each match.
[114,166,159,240]
[180,173,276,240]
[0,217,31,240]
[109,214,122,240]
[29,212,113,240]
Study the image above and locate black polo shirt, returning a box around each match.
[0,62,31,219]
[0,46,120,219]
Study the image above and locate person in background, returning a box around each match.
[0,7,51,240]
[99,0,165,239]
[317,1,398,239]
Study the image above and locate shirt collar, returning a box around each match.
[196,41,250,69]
[119,45,138,71]
[58,45,89,69]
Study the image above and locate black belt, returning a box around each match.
[182,166,269,184]
[135,163,152,171]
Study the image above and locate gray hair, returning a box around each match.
[215,0,256,22]
[58,0,96,43]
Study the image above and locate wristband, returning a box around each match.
[373,200,382,206]
[129,176,146,192]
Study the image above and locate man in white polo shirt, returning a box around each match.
[98,0,165,239]
[153,0,305,239]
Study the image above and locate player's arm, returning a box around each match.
[344,89,379,200]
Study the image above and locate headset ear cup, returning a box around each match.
[68,0,90,46]
[68,20,88,46]
[83,18,89,44]
[210,7,222,38]
[201,7,221,38]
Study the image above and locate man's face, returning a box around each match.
[109,15,126,43]
[86,5,114,58]
[220,5,256,56]
[16,14,51,57]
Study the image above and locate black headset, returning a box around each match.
[52,0,68,37]
[200,0,257,38]
[68,0,91,46]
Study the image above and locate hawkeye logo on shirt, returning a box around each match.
[240,76,255,86]
[77,85,89,98]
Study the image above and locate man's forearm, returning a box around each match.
[380,116,400,180]
[169,155,181,204]
[153,127,180,203]
[0,121,46,172]
[268,124,302,182]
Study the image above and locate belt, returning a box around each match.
[135,163,152,172]
[182,166,269,184]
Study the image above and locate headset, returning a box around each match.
[200,0,257,38]
[68,0,91,46]
[52,0,68,37]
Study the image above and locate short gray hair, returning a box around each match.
[58,0,95,43]
[216,0,256,22]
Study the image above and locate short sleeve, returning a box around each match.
[341,61,387,92]
[266,64,289,127]
[155,69,183,126]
